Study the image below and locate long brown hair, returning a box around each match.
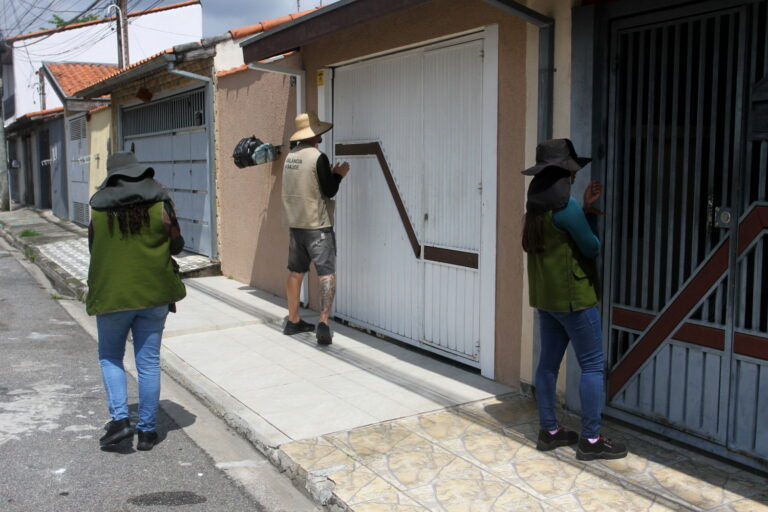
[522,211,546,253]
[107,203,151,237]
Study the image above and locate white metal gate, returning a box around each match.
[121,89,212,256]
[331,34,490,367]
[67,115,90,226]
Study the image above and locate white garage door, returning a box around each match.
[121,89,212,256]
[331,31,496,369]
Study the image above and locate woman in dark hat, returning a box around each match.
[522,139,627,461]
[87,151,186,451]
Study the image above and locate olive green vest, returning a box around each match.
[282,143,334,229]
[527,211,599,312]
[86,202,186,315]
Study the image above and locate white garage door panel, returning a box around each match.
[336,157,421,339]
[188,130,208,161]
[172,162,208,190]
[334,53,425,241]
[152,162,174,189]
[333,36,487,365]
[424,40,483,251]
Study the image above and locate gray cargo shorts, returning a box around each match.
[287,227,336,276]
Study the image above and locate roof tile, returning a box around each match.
[46,63,120,98]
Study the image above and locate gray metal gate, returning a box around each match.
[67,115,90,226]
[604,0,768,464]
[121,89,212,256]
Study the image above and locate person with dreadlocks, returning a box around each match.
[522,139,627,461]
[86,152,186,452]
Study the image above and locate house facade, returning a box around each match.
[226,0,768,470]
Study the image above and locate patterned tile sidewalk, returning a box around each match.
[281,394,768,512]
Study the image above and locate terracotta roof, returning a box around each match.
[16,106,65,120]
[7,0,200,42]
[46,62,119,97]
[77,48,174,93]
[217,64,248,78]
[229,7,321,40]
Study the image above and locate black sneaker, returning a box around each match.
[576,435,628,460]
[136,430,159,451]
[283,319,315,335]
[316,322,332,345]
[536,427,578,451]
[99,418,133,447]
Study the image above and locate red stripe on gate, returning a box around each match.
[608,206,768,398]
[612,307,725,350]
[734,333,768,361]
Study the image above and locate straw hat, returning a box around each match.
[289,112,333,142]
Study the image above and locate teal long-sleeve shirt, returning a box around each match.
[551,197,600,259]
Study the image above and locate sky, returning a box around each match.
[0,0,339,40]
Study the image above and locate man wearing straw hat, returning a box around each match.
[281,112,350,345]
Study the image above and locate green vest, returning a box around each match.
[86,202,186,316]
[527,211,599,312]
[282,143,334,229]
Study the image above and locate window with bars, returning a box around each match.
[122,89,205,137]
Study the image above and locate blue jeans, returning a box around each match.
[535,307,604,439]
[97,305,168,432]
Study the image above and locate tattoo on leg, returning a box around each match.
[319,274,336,318]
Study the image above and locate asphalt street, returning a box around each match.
[0,239,317,512]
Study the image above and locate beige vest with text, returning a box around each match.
[282,144,334,229]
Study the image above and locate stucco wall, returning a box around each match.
[88,107,112,197]
[214,61,298,297]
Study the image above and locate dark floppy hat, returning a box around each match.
[521,138,591,176]
[97,151,154,189]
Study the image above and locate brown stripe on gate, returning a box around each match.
[734,332,768,361]
[423,246,478,269]
[608,206,768,398]
[335,142,421,258]
[612,307,725,350]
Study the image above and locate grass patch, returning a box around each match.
[50,293,64,300]
[23,247,36,261]
[19,229,42,237]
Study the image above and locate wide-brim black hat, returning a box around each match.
[97,151,154,189]
[521,138,591,176]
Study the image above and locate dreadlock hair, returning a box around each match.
[107,202,152,238]
[521,211,547,253]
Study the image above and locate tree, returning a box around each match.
[42,13,99,29]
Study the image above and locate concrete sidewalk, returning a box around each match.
[1,206,767,512]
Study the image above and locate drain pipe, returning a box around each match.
[166,63,219,259]
[483,0,554,142]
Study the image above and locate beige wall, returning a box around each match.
[87,107,111,197]
[214,62,298,296]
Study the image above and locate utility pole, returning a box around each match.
[112,1,129,68]
[0,64,8,211]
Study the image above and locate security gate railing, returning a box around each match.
[604,0,768,463]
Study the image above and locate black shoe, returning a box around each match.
[99,418,133,447]
[136,430,159,451]
[576,435,628,460]
[536,427,578,451]
[283,319,315,335]
[316,322,332,345]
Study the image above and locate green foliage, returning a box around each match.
[23,247,36,261]
[43,13,99,29]
[19,229,41,237]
